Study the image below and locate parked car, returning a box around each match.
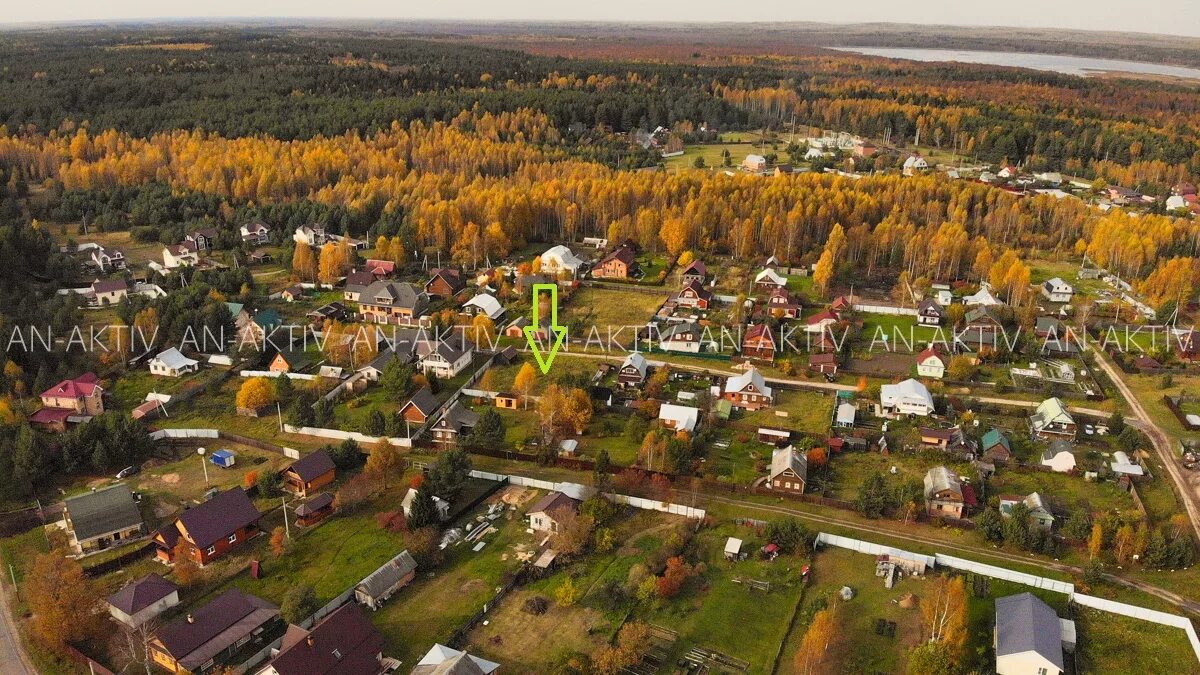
[115,465,140,479]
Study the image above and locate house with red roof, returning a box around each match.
[765,286,801,319]
[742,323,776,361]
[31,373,103,430]
[674,279,712,310]
[803,308,841,334]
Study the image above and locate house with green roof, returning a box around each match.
[981,428,1013,464]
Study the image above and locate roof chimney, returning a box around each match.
[186,614,194,624]
[306,636,315,648]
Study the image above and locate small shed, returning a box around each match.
[209,449,237,468]
[559,439,579,456]
[355,550,418,610]
[724,537,744,561]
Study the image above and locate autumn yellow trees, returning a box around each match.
[537,384,593,440]
[236,377,276,410]
[813,223,845,296]
[794,604,842,674]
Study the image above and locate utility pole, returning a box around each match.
[281,496,291,540]
[277,401,283,431]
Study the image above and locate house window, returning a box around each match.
[206,545,216,555]
[228,533,238,544]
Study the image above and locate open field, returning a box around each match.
[782,545,923,673]
[371,490,536,667]
[738,388,836,435]
[564,285,668,333]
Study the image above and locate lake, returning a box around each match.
[830,47,1200,81]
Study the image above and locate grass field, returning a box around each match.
[858,313,941,352]
[1075,606,1200,674]
[782,546,923,674]
[564,286,668,334]
[372,491,537,667]
[738,388,836,435]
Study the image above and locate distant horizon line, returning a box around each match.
[0,17,1196,41]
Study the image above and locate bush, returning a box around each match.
[522,595,549,615]
[280,585,319,624]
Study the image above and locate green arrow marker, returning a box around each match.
[524,283,568,374]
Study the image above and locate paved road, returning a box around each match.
[0,580,33,675]
[1090,347,1200,544]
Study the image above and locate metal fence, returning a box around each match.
[934,553,1075,594]
[816,532,936,569]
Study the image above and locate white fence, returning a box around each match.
[816,532,936,569]
[240,369,319,381]
[821,532,1199,664]
[468,470,706,519]
[935,553,1075,594]
[1073,593,1200,659]
[853,303,918,316]
[149,428,219,440]
[282,424,412,447]
[282,447,301,460]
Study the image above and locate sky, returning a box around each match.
[5,1,1200,38]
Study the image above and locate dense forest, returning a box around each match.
[2,27,1200,192]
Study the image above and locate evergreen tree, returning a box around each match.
[408,486,438,529]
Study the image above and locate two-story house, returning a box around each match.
[357,281,428,326]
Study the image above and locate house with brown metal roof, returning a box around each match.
[153,488,263,565]
[526,491,580,533]
[258,602,394,675]
[107,573,179,628]
[282,450,336,498]
[149,588,282,674]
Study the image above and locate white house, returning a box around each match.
[89,244,127,272]
[753,268,788,290]
[658,322,708,353]
[401,488,450,521]
[902,155,928,176]
[416,340,473,379]
[1030,397,1076,441]
[1040,440,1077,473]
[995,593,1073,675]
[916,347,947,379]
[880,378,935,417]
[149,348,200,377]
[540,245,584,276]
[239,221,270,244]
[90,278,129,306]
[1167,195,1188,212]
[1110,451,1145,478]
[658,404,700,433]
[741,154,766,172]
[292,224,327,247]
[1040,277,1074,303]
[161,243,199,269]
[964,282,1004,307]
[461,293,505,320]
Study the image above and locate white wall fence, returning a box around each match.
[282,424,412,447]
[853,303,918,316]
[149,428,219,440]
[816,532,937,569]
[323,370,367,401]
[468,470,706,519]
[240,369,320,381]
[1073,593,1200,660]
[820,532,1199,664]
[935,553,1075,594]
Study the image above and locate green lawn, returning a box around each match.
[783,546,923,674]
[371,502,535,667]
[858,313,941,352]
[738,388,835,435]
[642,521,807,673]
[563,286,668,335]
[1075,606,1200,674]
